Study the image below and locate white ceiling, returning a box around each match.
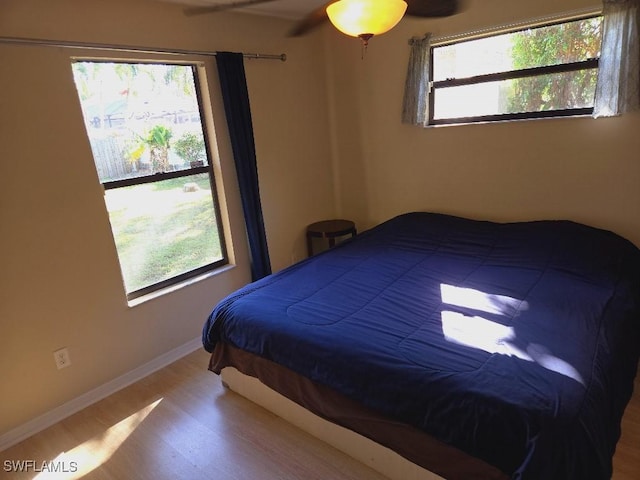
[165,0,329,20]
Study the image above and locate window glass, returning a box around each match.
[433,69,599,119]
[73,62,209,183]
[433,18,602,81]
[104,173,223,293]
[430,16,603,124]
[72,61,227,299]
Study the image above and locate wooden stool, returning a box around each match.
[306,219,357,256]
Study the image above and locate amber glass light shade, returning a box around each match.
[326,0,408,38]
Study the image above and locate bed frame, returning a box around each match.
[212,343,509,480]
[221,366,444,480]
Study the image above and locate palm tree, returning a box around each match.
[145,125,173,173]
[126,125,173,173]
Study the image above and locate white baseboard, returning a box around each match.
[0,337,202,452]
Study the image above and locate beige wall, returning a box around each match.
[324,0,640,247]
[0,0,336,437]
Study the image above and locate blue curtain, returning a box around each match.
[216,52,271,281]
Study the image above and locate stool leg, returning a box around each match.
[306,234,313,256]
[328,237,336,248]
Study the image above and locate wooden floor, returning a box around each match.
[2,349,639,480]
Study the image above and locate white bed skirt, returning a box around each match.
[221,367,444,480]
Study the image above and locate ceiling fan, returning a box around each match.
[184,0,462,39]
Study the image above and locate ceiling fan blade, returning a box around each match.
[183,0,279,16]
[405,0,460,18]
[287,2,332,37]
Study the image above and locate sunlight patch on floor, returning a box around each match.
[32,398,162,479]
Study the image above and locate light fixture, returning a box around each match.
[326,0,408,48]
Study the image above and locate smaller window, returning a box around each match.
[430,16,603,125]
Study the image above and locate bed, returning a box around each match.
[203,212,640,480]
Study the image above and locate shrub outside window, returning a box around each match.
[71,61,227,300]
[430,16,603,125]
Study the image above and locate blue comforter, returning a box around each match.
[203,212,640,479]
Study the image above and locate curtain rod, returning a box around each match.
[0,36,287,61]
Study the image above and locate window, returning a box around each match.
[71,61,227,300]
[430,16,603,125]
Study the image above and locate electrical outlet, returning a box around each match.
[53,348,71,370]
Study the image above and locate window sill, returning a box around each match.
[425,112,594,128]
[127,264,237,308]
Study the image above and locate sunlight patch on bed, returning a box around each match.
[440,283,584,385]
[441,310,519,356]
[32,398,162,479]
[440,284,528,316]
[440,311,584,385]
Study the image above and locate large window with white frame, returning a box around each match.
[430,15,603,125]
[71,60,228,300]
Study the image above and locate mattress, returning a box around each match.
[203,212,640,479]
